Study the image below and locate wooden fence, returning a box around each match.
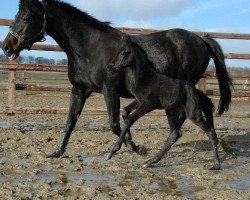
[0,19,250,127]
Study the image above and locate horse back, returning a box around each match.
[131,29,210,82]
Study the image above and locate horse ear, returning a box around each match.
[24,0,43,12]
[23,0,41,7]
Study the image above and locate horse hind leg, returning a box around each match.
[144,108,183,168]
[186,106,221,170]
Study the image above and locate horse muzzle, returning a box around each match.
[2,33,22,60]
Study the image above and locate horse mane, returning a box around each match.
[44,0,111,30]
[20,0,111,30]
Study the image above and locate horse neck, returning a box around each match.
[45,6,106,60]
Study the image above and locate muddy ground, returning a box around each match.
[0,93,249,199]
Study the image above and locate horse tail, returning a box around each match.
[202,37,233,115]
[196,89,215,128]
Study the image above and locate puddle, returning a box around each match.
[219,176,250,190]
[0,156,117,190]
[80,156,117,187]
[0,157,28,166]
[147,177,205,199]
[17,122,50,132]
[0,177,5,184]
[0,121,8,128]
[219,161,250,191]
[0,121,49,131]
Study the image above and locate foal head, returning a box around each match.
[107,35,135,73]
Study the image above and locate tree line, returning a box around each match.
[0,54,67,65]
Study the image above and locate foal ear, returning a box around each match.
[121,35,131,43]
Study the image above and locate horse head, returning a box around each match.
[2,0,46,60]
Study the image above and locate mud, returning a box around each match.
[0,94,249,199]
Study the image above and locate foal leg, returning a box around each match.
[103,88,146,154]
[186,108,220,170]
[107,103,154,160]
[122,100,138,119]
[122,100,147,155]
[144,108,183,167]
[47,87,92,158]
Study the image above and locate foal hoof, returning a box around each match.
[143,163,151,168]
[106,152,114,160]
[142,159,155,168]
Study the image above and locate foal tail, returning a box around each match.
[202,37,233,115]
[185,83,215,127]
[196,89,215,128]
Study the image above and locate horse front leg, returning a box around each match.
[47,86,92,158]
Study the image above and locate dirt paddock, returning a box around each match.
[0,93,249,199]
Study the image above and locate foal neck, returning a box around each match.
[133,48,154,79]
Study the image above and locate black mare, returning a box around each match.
[2,0,232,160]
[107,35,220,169]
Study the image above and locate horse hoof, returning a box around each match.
[137,145,147,156]
[210,165,221,170]
[46,151,62,158]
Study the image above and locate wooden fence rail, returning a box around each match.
[0,18,250,127]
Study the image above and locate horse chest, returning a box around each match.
[68,67,101,91]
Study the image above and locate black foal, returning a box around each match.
[107,36,220,170]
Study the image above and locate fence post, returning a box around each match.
[7,69,16,128]
[243,79,248,90]
[201,76,207,93]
